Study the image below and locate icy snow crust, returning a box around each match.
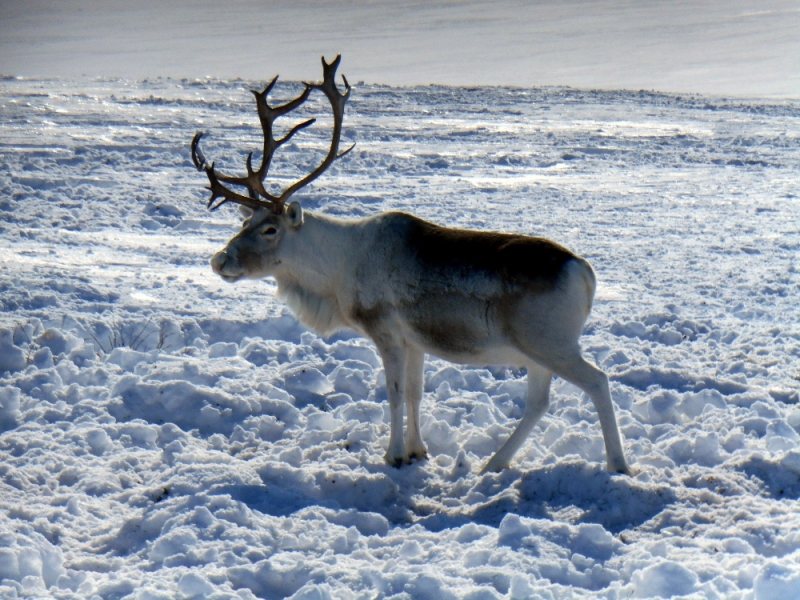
[1,77,799,598]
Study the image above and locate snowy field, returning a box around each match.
[1,71,800,599]
[2,1,799,97]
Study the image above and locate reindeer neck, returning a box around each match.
[274,211,359,295]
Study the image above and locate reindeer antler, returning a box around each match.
[192,55,354,213]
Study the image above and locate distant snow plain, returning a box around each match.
[1,2,800,599]
[1,0,799,96]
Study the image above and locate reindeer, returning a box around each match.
[191,56,631,475]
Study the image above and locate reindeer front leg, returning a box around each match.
[376,342,408,467]
[404,347,428,461]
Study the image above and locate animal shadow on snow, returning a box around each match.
[428,461,676,534]
[736,454,800,500]
[212,459,432,526]
[215,460,675,535]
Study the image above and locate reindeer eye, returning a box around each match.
[261,226,278,236]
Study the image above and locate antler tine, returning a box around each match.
[204,162,273,212]
[191,132,207,170]
[250,80,314,186]
[190,71,318,213]
[207,79,315,204]
[275,54,354,210]
[191,57,354,214]
[192,130,276,211]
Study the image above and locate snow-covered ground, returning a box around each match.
[2,0,799,97]
[1,71,800,599]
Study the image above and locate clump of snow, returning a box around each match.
[630,560,699,598]
[0,330,26,375]
[0,76,799,597]
[0,387,20,433]
[754,562,800,600]
[0,526,64,594]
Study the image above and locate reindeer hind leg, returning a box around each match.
[481,362,552,474]
[540,349,630,475]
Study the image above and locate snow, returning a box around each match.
[1,1,799,97]
[1,44,800,600]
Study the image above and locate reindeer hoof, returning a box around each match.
[407,449,428,462]
[479,460,507,475]
[609,463,634,476]
[384,454,407,469]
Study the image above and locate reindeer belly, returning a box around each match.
[400,291,510,358]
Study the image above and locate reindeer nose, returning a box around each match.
[210,251,229,274]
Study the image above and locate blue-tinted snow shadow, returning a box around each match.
[736,455,800,499]
[211,459,430,526]
[210,483,318,517]
[460,462,677,534]
[213,460,675,535]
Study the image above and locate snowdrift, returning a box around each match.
[0,77,799,598]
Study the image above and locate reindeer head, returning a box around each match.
[192,56,352,283]
[208,202,304,282]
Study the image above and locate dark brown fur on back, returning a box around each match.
[393,213,576,289]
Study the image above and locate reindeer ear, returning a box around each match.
[285,201,304,228]
[239,205,254,219]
